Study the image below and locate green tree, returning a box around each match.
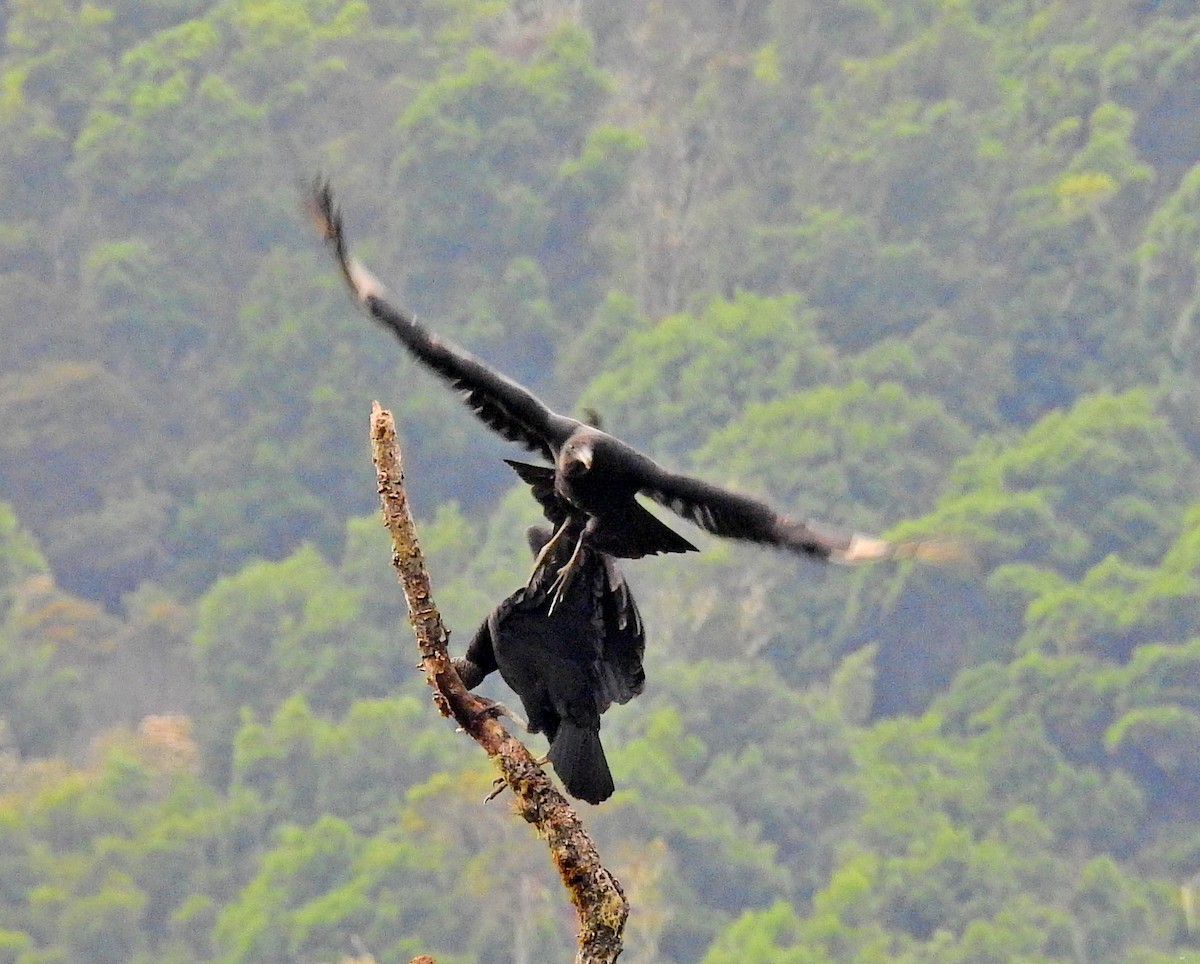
[578,292,839,459]
[392,22,639,349]
[191,543,401,774]
[230,693,471,832]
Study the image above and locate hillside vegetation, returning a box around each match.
[4,0,1200,960]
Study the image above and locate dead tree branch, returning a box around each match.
[369,401,628,964]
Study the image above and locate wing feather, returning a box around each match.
[310,179,578,460]
[636,465,885,562]
[591,554,645,708]
[364,296,577,460]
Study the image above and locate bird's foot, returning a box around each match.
[483,754,549,803]
[546,567,572,616]
[485,776,508,803]
[468,696,530,731]
[545,534,587,615]
[469,697,506,722]
[525,519,570,592]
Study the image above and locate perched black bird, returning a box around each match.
[455,466,645,803]
[310,180,947,604]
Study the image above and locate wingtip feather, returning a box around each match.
[834,535,893,564]
[833,535,964,565]
[835,536,966,565]
[306,176,386,304]
[889,538,966,564]
[346,256,385,303]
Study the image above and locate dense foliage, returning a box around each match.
[4,0,1200,960]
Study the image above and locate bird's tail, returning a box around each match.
[548,723,614,805]
[589,501,698,558]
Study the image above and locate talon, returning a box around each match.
[547,571,569,615]
[468,697,529,731]
[527,519,570,591]
[469,697,507,723]
[546,534,586,614]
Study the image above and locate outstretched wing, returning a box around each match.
[309,179,580,461]
[636,463,902,563]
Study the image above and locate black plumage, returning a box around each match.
[455,463,645,804]
[311,180,941,603]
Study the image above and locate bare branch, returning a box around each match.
[369,401,628,963]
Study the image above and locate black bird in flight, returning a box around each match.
[310,180,948,606]
[455,460,645,804]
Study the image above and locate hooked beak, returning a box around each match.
[565,443,593,477]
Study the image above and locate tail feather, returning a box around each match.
[590,501,698,558]
[548,723,614,805]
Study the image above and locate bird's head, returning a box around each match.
[560,433,595,480]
